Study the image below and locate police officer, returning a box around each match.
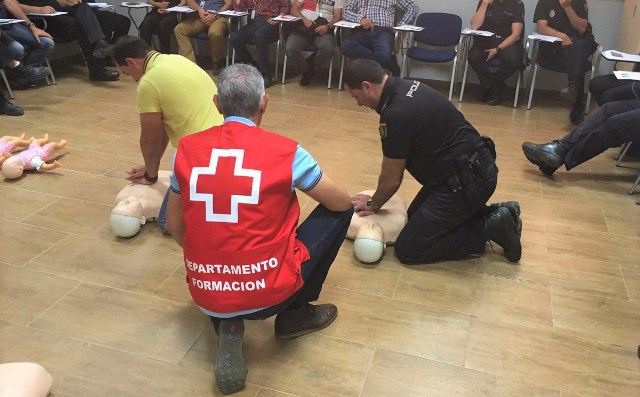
[534,0,597,125]
[468,0,525,106]
[344,59,522,264]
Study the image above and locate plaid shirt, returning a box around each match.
[342,0,418,27]
[234,0,291,18]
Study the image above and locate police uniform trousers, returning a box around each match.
[559,98,640,170]
[589,75,638,106]
[92,8,131,44]
[394,156,498,264]
[468,38,522,94]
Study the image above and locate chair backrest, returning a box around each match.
[413,13,462,47]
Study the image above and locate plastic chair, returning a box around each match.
[401,12,462,101]
[1,69,15,99]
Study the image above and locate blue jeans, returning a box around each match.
[157,188,170,235]
[3,24,55,66]
[340,28,394,69]
[229,17,279,76]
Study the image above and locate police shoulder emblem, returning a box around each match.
[549,9,555,17]
[379,123,387,139]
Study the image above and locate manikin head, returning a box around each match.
[354,222,385,263]
[1,156,25,179]
[110,196,146,237]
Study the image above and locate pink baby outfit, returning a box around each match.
[15,143,55,170]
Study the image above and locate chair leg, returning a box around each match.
[527,63,538,110]
[274,39,280,81]
[281,53,287,84]
[448,55,458,102]
[327,56,333,89]
[338,55,345,91]
[46,57,57,85]
[1,69,15,100]
[629,171,640,195]
[400,52,407,78]
[616,142,632,167]
[513,70,522,108]
[458,60,469,103]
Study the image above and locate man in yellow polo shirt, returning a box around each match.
[112,35,223,233]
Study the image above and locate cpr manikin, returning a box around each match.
[346,190,408,263]
[0,134,31,165]
[1,134,66,179]
[0,362,53,397]
[110,171,171,237]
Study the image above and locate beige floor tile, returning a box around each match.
[620,263,640,302]
[256,389,299,397]
[545,224,640,267]
[0,185,60,222]
[27,234,182,294]
[180,319,374,397]
[476,250,628,300]
[0,263,79,324]
[153,265,193,303]
[129,223,184,255]
[602,204,640,238]
[319,285,469,366]
[551,288,640,348]
[30,283,207,363]
[55,147,125,176]
[18,169,128,206]
[20,197,115,241]
[466,318,640,397]
[324,247,403,297]
[394,266,553,331]
[0,219,68,266]
[360,348,561,397]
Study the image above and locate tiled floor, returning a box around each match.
[1,63,639,396]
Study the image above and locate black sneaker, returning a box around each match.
[299,68,314,86]
[487,88,502,106]
[569,101,585,125]
[485,207,522,263]
[274,303,338,340]
[92,39,114,59]
[522,140,567,176]
[560,81,580,102]
[0,97,24,116]
[6,63,49,83]
[487,201,522,237]
[215,319,247,395]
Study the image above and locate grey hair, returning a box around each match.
[216,64,265,119]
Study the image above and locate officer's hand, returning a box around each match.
[559,0,573,9]
[360,17,373,30]
[352,194,374,217]
[561,34,573,47]
[484,47,498,61]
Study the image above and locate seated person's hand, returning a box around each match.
[559,0,573,8]
[267,15,281,25]
[56,0,79,7]
[360,17,373,30]
[315,24,329,35]
[31,27,53,41]
[303,17,314,28]
[482,0,493,5]
[484,47,498,61]
[39,5,56,13]
[561,33,573,47]
[158,1,170,8]
[200,11,214,26]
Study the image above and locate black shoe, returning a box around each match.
[6,63,49,83]
[211,62,224,76]
[569,101,585,125]
[275,303,338,340]
[487,88,502,106]
[92,39,114,59]
[488,201,522,237]
[299,68,314,86]
[0,97,24,116]
[263,74,274,89]
[560,81,580,102]
[485,207,522,263]
[89,68,120,81]
[522,140,567,176]
[477,87,490,102]
[215,319,247,395]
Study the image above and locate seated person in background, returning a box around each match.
[340,0,417,77]
[468,0,524,106]
[534,0,597,125]
[140,0,184,54]
[284,0,343,86]
[589,60,640,106]
[522,97,640,175]
[174,0,232,75]
[166,64,353,395]
[230,0,291,88]
[18,0,120,81]
[87,0,131,44]
[1,0,54,86]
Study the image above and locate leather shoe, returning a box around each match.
[487,201,522,237]
[560,81,580,102]
[89,68,119,81]
[263,74,274,89]
[299,68,314,86]
[485,207,522,263]
[275,303,338,340]
[215,319,247,395]
[6,63,49,83]
[0,97,24,116]
[522,140,568,176]
[486,88,502,106]
[92,39,114,59]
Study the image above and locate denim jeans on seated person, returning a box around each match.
[2,24,55,66]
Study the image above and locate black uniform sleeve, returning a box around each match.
[533,0,549,23]
[511,0,525,24]
[381,110,413,160]
[573,0,588,19]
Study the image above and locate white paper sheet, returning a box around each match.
[213,10,248,17]
[462,28,494,37]
[528,33,562,42]
[120,2,153,7]
[333,21,360,28]
[166,6,196,13]
[272,15,300,22]
[88,3,112,8]
[394,25,424,32]
[602,50,640,63]
[0,18,24,25]
[26,12,68,16]
[614,71,640,81]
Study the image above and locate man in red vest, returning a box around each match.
[166,64,353,395]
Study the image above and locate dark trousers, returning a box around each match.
[589,74,638,106]
[539,36,596,104]
[394,161,498,264]
[559,98,640,170]
[0,33,14,68]
[211,204,353,323]
[468,38,522,94]
[93,9,131,43]
[57,3,106,45]
[340,28,394,70]
[140,10,179,54]
[229,17,279,76]
[42,14,106,72]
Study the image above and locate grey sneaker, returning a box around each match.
[215,319,247,395]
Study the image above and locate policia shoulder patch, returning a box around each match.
[379,122,387,139]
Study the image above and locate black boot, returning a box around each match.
[0,95,24,116]
[486,87,502,106]
[569,101,585,125]
[485,207,522,263]
[487,201,522,237]
[92,39,114,59]
[521,140,568,176]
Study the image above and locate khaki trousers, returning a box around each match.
[175,15,228,64]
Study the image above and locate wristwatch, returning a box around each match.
[26,22,35,28]
[366,199,376,211]
[143,171,158,184]
[495,47,502,54]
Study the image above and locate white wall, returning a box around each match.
[407,0,624,89]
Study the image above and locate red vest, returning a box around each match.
[173,121,309,313]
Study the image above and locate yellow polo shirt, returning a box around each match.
[137,52,223,148]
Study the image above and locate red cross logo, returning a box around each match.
[190,149,261,223]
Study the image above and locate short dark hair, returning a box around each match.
[343,59,387,89]
[112,35,151,65]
